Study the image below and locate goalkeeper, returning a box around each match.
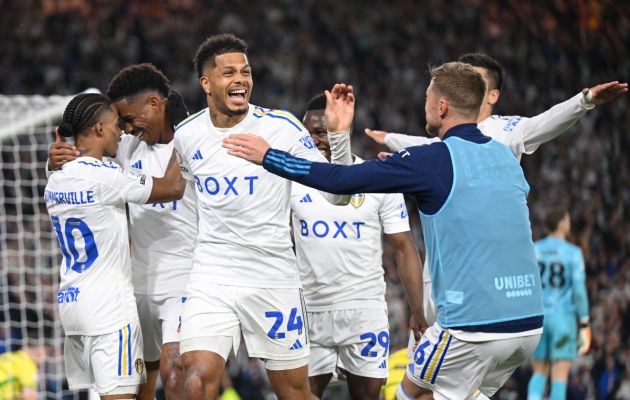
[527,209,591,400]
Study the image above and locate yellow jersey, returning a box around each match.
[0,350,37,400]
[382,348,409,400]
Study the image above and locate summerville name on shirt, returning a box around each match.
[44,190,95,205]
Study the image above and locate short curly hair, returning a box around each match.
[194,33,248,77]
[106,63,170,101]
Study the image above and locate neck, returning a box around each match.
[550,230,566,240]
[159,125,175,144]
[74,137,104,160]
[477,104,492,122]
[437,117,476,139]
[208,102,248,128]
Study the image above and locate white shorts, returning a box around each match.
[180,283,310,366]
[65,322,146,395]
[136,292,185,362]
[308,307,389,379]
[406,324,540,399]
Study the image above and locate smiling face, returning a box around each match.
[303,109,330,160]
[199,52,252,125]
[114,92,168,145]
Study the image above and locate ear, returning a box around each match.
[438,98,449,118]
[147,94,163,112]
[199,75,211,95]
[487,89,500,107]
[94,121,104,137]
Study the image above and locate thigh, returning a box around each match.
[179,284,241,360]
[158,293,186,346]
[91,323,146,395]
[336,308,390,379]
[479,334,541,397]
[136,293,162,363]
[548,314,577,362]
[238,287,310,362]
[405,325,485,400]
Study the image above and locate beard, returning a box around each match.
[425,122,440,137]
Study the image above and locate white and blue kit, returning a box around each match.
[259,124,544,398]
[174,105,350,368]
[531,236,589,361]
[116,135,198,362]
[45,157,151,394]
[292,156,410,379]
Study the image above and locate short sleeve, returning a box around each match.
[100,166,153,205]
[379,193,411,234]
[286,124,328,162]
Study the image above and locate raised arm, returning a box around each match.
[513,81,628,155]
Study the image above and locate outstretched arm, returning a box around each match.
[364,128,440,152]
[224,133,427,195]
[514,81,628,155]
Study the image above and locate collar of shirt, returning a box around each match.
[442,123,491,144]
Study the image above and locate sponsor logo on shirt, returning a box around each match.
[57,286,80,304]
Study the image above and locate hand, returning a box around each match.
[377,151,392,160]
[48,129,80,170]
[364,128,388,144]
[584,81,628,105]
[578,325,592,355]
[409,313,429,345]
[223,133,271,165]
[324,83,355,133]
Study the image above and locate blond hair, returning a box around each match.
[430,62,486,118]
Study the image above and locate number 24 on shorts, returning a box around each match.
[265,308,303,339]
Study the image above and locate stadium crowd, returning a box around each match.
[1,0,628,398]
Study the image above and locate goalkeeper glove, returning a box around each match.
[578,321,592,355]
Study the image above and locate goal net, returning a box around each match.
[0,92,93,399]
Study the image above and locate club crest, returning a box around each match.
[350,193,365,209]
[135,358,144,374]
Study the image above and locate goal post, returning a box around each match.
[0,90,96,399]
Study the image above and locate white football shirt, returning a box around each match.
[385,92,596,161]
[291,157,410,311]
[116,135,198,295]
[45,157,153,335]
[174,105,329,288]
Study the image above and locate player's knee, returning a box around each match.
[395,383,415,400]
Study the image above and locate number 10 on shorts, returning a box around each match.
[265,308,303,339]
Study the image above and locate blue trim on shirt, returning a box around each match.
[451,315,543,333]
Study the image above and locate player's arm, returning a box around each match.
[388,230,427,338]
[46,129,81,176]
[146,149,186,203]
[572,249,591,355]
[364,128,440,152]
[224,133,430,195]
[513,81,628,155]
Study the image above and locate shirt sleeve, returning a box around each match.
[263,146,444,198]
[99,166,154,205]
[173,132,194,181]
[571,248,590,321]
[379,192,411,234]
[508,92,595,155]
[384,133,441,152]
[15,351,37,389]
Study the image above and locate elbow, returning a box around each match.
[171,180,186,200]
